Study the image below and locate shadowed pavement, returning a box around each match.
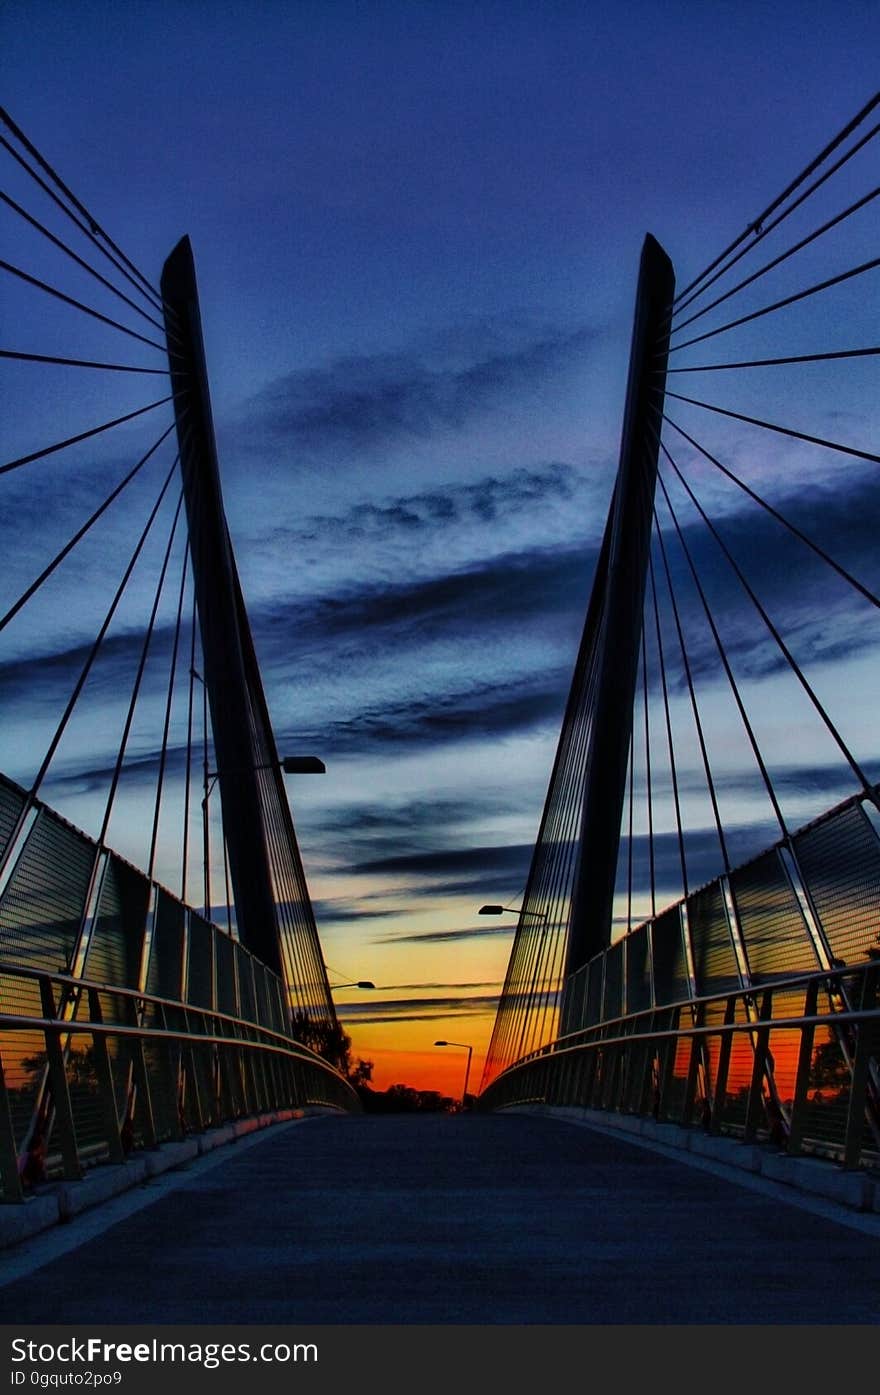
[1,1113,877,1324]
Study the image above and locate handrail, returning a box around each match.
[0,959,337,1072]
[480,960,880,1172]
[0,962,361,1202]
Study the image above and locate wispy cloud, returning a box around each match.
[372,925,516,946]
[335,992,500,1025]
[242,325,598,456]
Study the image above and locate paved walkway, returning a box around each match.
[0,1112,878,1323]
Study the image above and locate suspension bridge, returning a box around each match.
[0,94,878,1322]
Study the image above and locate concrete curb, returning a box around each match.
[0,1105,337,1250]
[505,1104,879,1214]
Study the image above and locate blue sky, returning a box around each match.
[2,0,878,1091]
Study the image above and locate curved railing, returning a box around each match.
[480,957,879,1173]
[0,961,360,1202]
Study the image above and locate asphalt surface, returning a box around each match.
[0,1112,878,1324]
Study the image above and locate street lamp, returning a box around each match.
[205,754,326,801]
[434,1040,474,1108]
[478,904,547,918]
[329,981,376,990]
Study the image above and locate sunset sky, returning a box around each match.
[2,1,878,1097]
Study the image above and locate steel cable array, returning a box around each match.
[483,90,880,1089]
[0,109,335,1035]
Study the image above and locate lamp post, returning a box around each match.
[328,981,376,990]
[478,904,547,918]
[434,1040,474,1109]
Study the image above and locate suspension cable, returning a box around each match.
[658,441,877,802]
[664,391,880,466]
[641,625,656,918]
[662,416,880,608]
[648,551,689,899]
[672,90,880,306]
[673,116,880,324]
[1,395,174,475]
[181,609,198,903]
[0,107,164,308]
[668,256,880,356]
[655,464,789,840]
[0,423,177,632]
[147,541,190,882]
[653,508,730,872]
[668,346,880,373]
[0,258,169,353]
[0,348,169,374]
[29,457,178,797]
[98,492,185,848]
[0,188,168,334]
[0,130,173,325]
[672,185,880,336]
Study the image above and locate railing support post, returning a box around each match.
[87,989,125,1165]
[843,966,878,1170]
[0,1051,24,1203]
[787,980,818,1157]
[710,998,737,1134]
[39,977,81,1181]
[744,991,774,1141]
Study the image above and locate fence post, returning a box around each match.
[87,989,125,1164]
[744,991,774,1141]
[0,1052,24,1202]
[787,980,818,1157]
[842,966,879,1170]
[38,977,81,1180]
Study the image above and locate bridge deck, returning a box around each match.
[0,1113,878,1324]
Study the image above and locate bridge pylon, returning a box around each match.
[161,237,336,1026]
[565,233,675,978]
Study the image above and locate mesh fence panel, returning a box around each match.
[718,1009,756,1130]
[688,882,740,998]
[732,849,820,983]
[651,908,689,1006]
[236,944,257,1025]
[215,930,238,1019]
[624,924,652,1015]
[0,777,25,863]
[585,956,603,1026]
[82,855,150,991]
[601,940,623,1021]
[186,914,215,1011]
[0,1029,47,1152]
[145,890,185,1007]
[794,802,880,968]
[0,810,95,1017]
[252,963,273,1029]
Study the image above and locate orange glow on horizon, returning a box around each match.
[361,1045,486,1099]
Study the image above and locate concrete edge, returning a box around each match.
[503,1104,879,1214]
[0,1104,339,1250]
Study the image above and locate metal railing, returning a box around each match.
[480,958,880,1172]
[0,961,360,1203]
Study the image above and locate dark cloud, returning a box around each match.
[5,455,876,797]
[335,992,500,1025]
[346,841,534,881]
[244,327,597,455]
[372,924,516,946]
[292,462,582,544]
[255,538,594,657]
[312,899,410,925]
